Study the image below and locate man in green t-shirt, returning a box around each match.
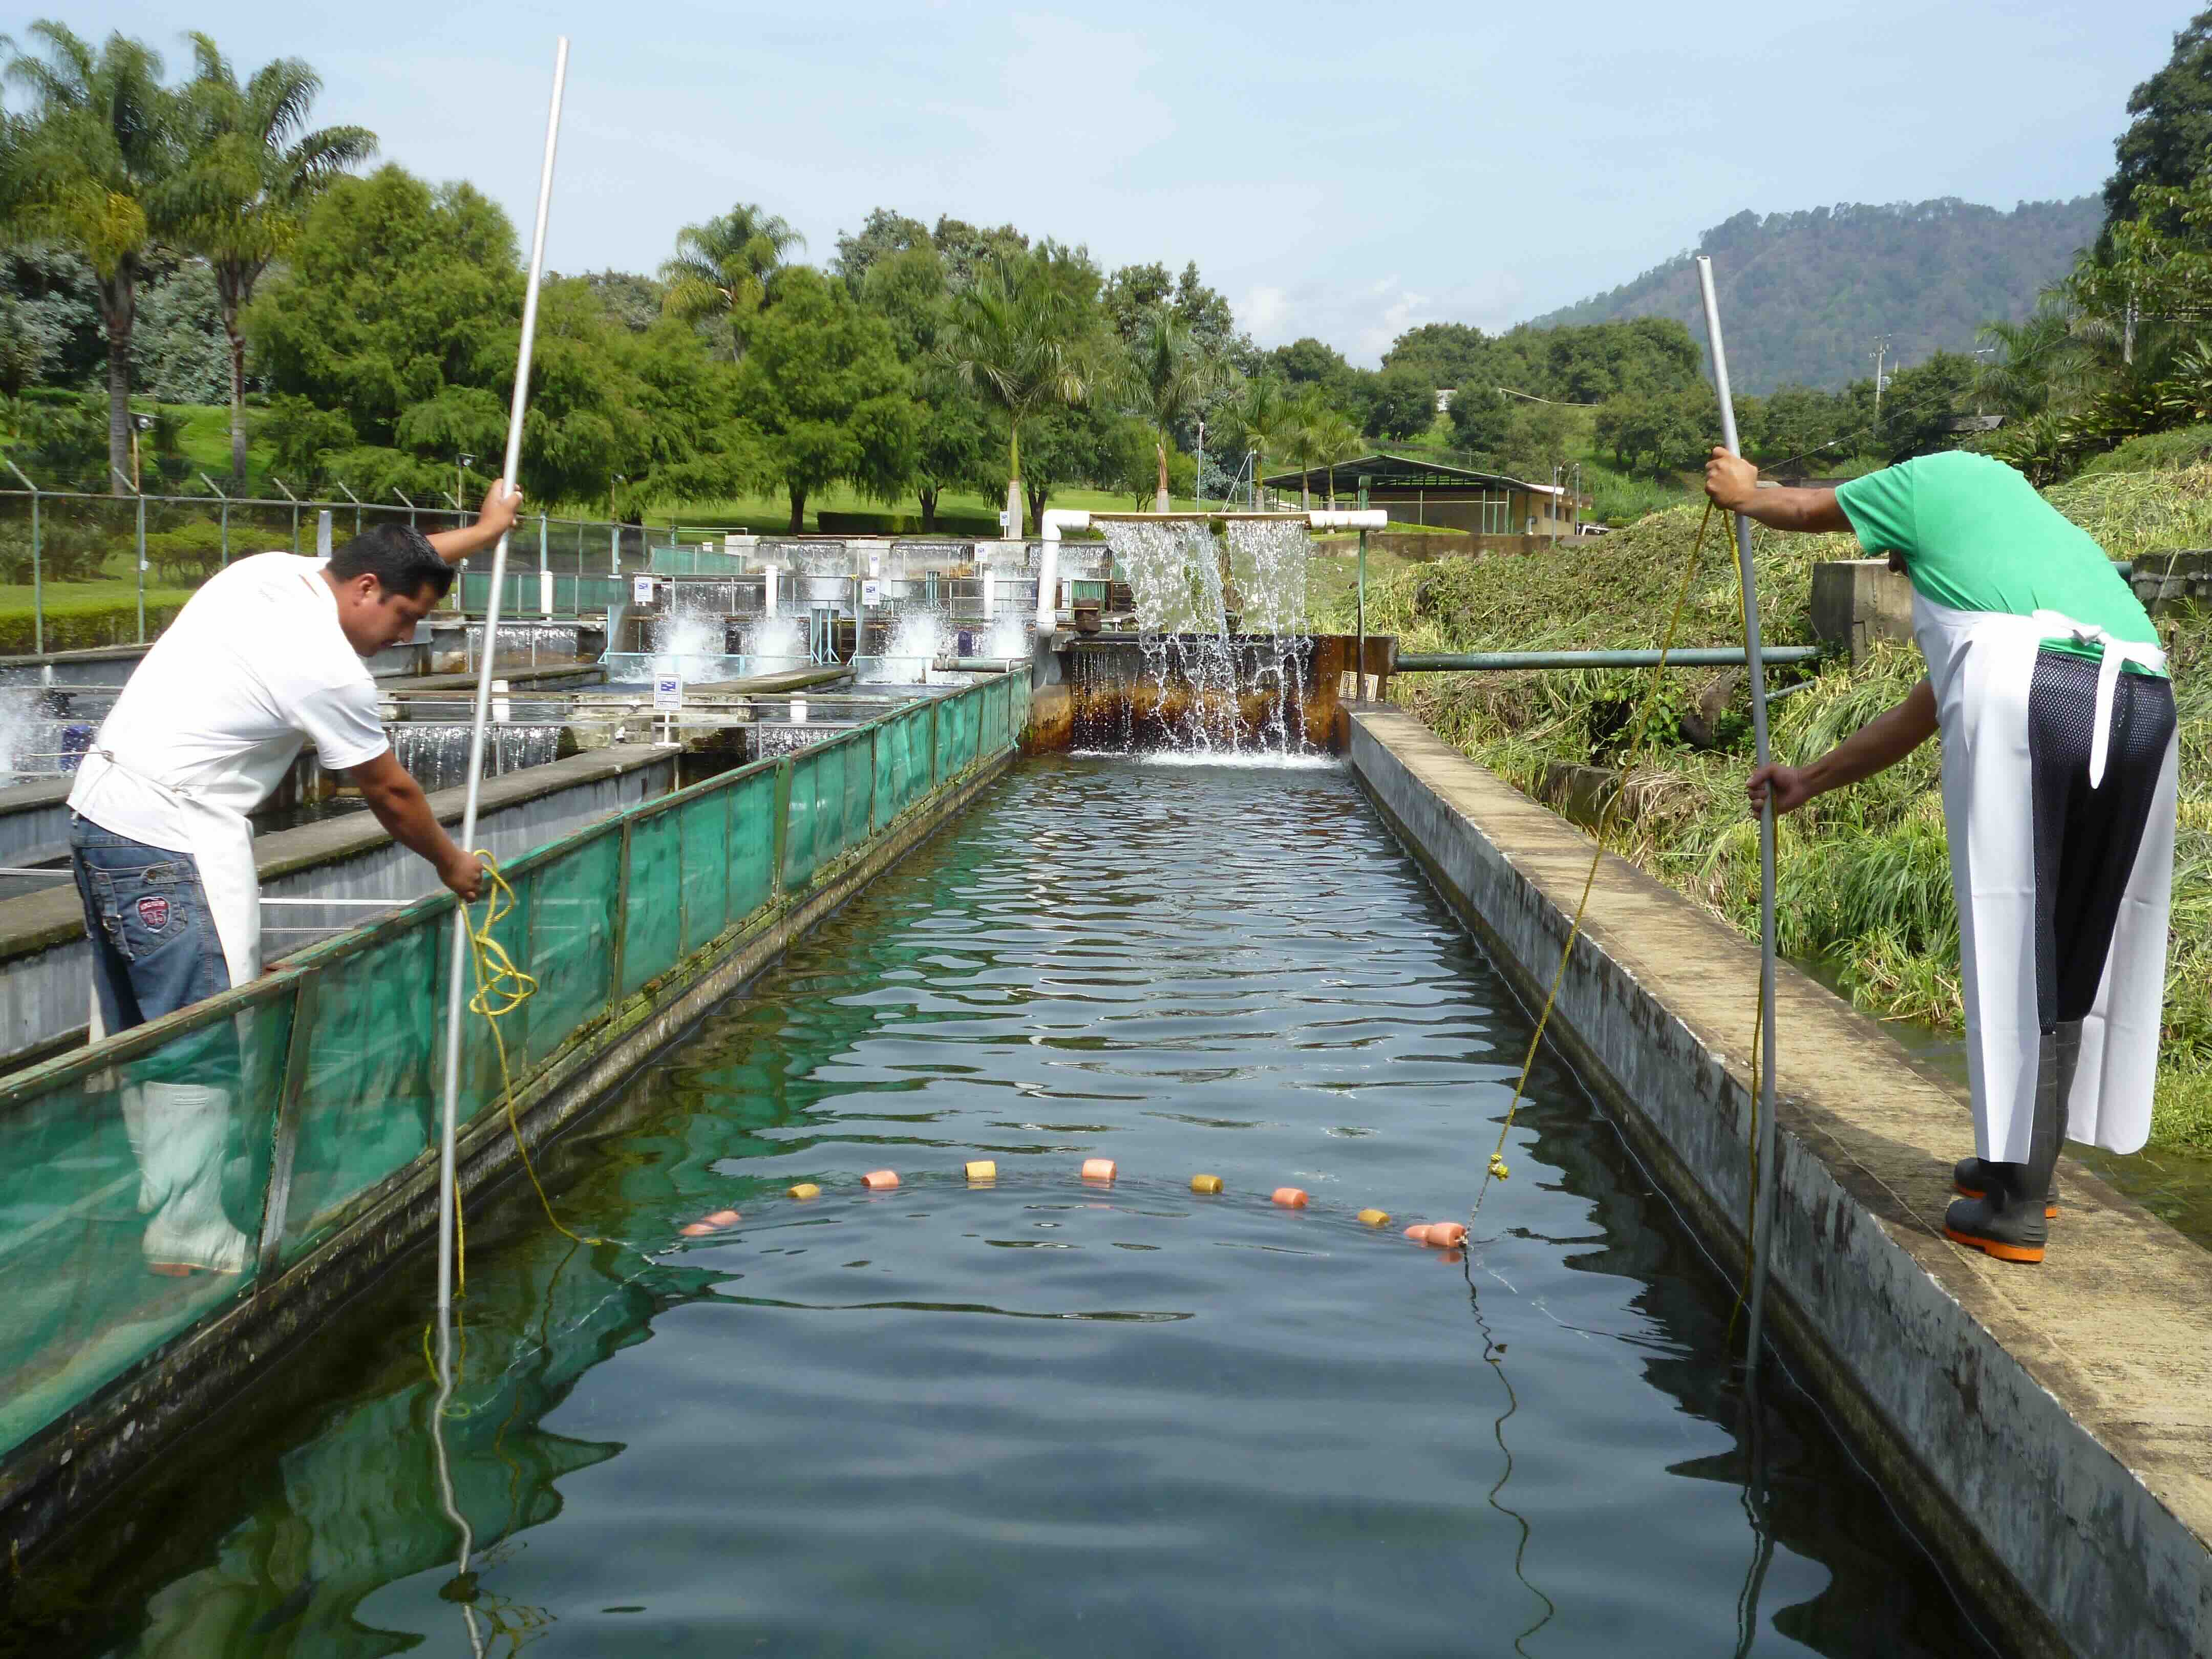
[1705,448,2178,1266]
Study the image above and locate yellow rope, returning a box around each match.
[423,853,600,1391]
[1472,504,1717,1216]
[462,855,604,1256]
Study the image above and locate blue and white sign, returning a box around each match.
[632,575,657,605]
[653,674,683,711]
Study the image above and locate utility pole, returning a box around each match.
[1871,337,1892,427]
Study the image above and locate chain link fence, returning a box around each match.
[0,482,692,656]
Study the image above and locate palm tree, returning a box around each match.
[942,248,1104,537]
[177,35,375,485]
[1225,375,1294,509]
[1275,386,1345,509]
[3,24,181,493]
[659,202,804,360]
[1125,305,1222,513]
[1310,409,1365,508]
[1973,301,2088,422]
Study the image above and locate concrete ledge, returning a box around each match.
[1346,708,2212,1659]
[0,744,1014,1563]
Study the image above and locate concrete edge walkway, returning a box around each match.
[1346,708,2212,1659]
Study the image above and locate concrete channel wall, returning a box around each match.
[1345,709,2212,1659]
[0,670,1025,1562]
[0,746,681,1071]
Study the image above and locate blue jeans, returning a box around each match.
[70,816,236,1085]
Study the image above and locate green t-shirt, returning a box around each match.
[1834,451,2162,673]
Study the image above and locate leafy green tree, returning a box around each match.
[1446,383,1511,456]
[1381,322,1490,391]
[1,248,103,387]
[1877,350,1980,462]
[928,215,1028,287]
[2104,8,2212,235]
[1124,305,1224,511]
[174,34,374,483]
[3,23,184,492]
[859,240,991,529]
[943,245,1107,536]
[833,207,930,291]
[658,201,804,359]
[737,266,915,533]
[579,270,663,333]
[133,259,227,403]
[1366,363,1434,440]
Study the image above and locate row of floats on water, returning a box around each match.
[675,1158,1474,1251]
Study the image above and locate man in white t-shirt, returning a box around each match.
[67,483,520,1274]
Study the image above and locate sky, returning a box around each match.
[19,1,2197,364]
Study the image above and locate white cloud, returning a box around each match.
[1237,271,1527,366]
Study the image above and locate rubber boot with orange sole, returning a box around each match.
[1945,1029,2066,1265]
[1952,1156,2058,1219]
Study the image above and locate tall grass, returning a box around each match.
[1318,469,2212,1151]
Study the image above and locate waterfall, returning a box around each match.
[1089,520,1316,756]
[466,623,585,669]
[391,724,563,793]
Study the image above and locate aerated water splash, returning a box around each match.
[1089,520,1316,755]
[391,724,563,793]
[737,610,806,664]
[648,590,734,682]
[860,606,951,685]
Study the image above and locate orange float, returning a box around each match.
[1271,1186,1309,1208]
[862,1169,900,1190]
[1081,1158,1116,1182]
[704,1209,740,1227]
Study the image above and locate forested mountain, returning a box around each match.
[1528,198,2103,392]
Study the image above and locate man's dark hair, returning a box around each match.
[328,523,454,600]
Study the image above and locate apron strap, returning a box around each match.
[2031,613,2166,789]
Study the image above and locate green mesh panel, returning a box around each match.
[813,743,848,869]
[678,789,733,954]
[840,735,873,856]
[522,833,620,1069]
[726,767,777,926]
[781,749,823,891]
[621,812,684,997]
[0,987,294,1452]
[281,924,446,1260]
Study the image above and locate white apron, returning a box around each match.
[75,748,263,1041]
[1919,597,2177,1159]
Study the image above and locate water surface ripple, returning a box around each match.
[34,755,1986,1658]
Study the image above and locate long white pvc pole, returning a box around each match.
[435,37,569,1322]
[1695,254,1781,1379]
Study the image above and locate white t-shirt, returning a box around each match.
[69,552,391,850]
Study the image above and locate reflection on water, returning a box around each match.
[8,757,1989,1657]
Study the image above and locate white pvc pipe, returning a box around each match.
[435,36,567,1323]
[1307,509,1386,530]
[1037,509,1090,627]
[1696,253,1781,1382]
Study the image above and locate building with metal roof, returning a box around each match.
[1257,452,1575,536]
